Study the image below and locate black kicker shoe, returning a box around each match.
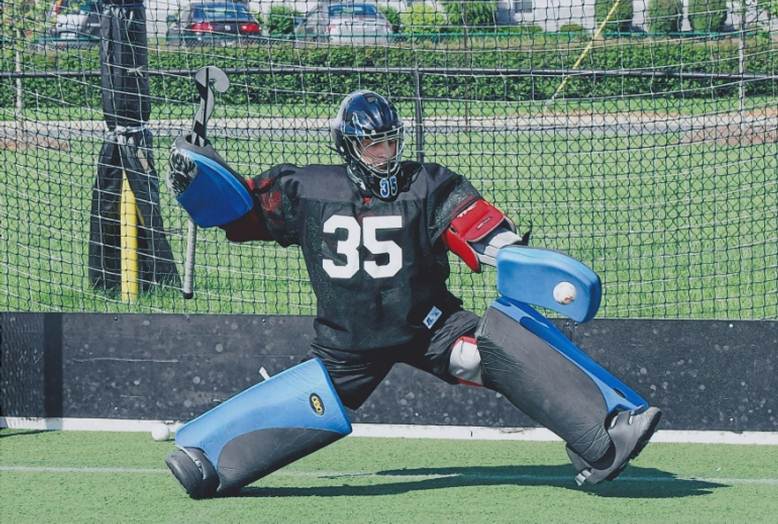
[165,447,219,499]
[567,406,662,486]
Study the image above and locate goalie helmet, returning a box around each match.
[331,91,408,201]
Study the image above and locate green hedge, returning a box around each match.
[558,23,587,34]
[1,36,775,109]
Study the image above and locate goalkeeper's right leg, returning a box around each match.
[165,358,351,498]
[447,303,661,486]
[477,302,661,485]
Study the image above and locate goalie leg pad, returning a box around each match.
[166,358,352,498]
[476,298,649,464]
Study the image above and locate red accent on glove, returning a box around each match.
[444,199,509,273]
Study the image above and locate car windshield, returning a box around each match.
[328,3,378,18]
[192,3,253,21]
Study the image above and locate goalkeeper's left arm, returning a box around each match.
[218,180,273,242]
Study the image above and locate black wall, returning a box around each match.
[1,313,776,431]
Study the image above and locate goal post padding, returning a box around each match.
[88,1,179,295]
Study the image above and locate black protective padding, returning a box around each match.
[216,427,344,493]
[476,307,612,462]
[91,4,177,293]
[100,2,150,130]
[88,128,179,292]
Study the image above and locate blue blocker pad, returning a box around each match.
[175,143,253,228]
[477,298,648,463]
[496,246,602,323]
[169,358,351,497]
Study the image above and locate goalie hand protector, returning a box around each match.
[444,199,530,272]
[167,135,254,228]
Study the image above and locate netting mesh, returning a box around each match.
[0,0,776,319]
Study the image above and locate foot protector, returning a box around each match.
[567,406,662,486]
[165,447,219,499]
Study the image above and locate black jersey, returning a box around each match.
[250,161,481,351]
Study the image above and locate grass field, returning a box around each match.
[2,120,775,318]
[4,96,777,122]
[1,429,777,522]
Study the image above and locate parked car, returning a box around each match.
[166,2,263,46]
[294,2,393,45]
[48,0,100,43]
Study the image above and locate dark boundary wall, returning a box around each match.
[1,313,776,431]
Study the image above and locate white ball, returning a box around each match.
[151,424,170,442]
[553,281,577,305]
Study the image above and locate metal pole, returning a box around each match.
[413,68,424,163]
[737,1,747,115]
[15,28,24,141]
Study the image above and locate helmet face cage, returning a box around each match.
[332,91,409,201]
[344,126,405,198]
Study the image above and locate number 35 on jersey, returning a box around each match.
[322,215,403,279]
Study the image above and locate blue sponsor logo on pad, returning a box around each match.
[423,306,443,329]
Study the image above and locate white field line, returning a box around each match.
[1,465,777,487]
[2,417,778,446]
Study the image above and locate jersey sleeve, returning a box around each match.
[220,203,273,243]
[247,163,303,247]
[425,163,482,244]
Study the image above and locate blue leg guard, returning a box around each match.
[477,298,661,484]
[165,358,352,498]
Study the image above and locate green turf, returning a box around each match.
[3,96,776,122]
[1,429,777,523]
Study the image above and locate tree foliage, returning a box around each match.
[443,1,497,27]
[594,0,634,32]
[647,0,683,33]
[1,0,51,39]
[267,5,301,35]
[688,0,728,32]
[380,5,402,33]
[399,3,447,33]
[759,0,778,18]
